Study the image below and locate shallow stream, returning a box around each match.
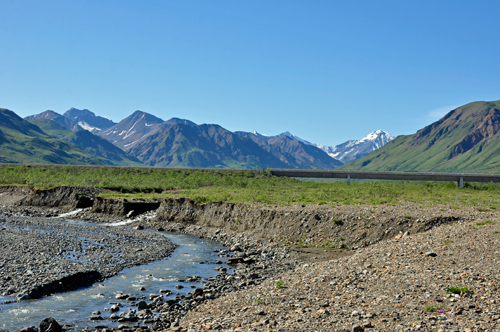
[0,221,230,331]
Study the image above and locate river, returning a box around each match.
[0,221,230,331]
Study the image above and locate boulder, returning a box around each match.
[137,300,148,311]
[39,317,62,332]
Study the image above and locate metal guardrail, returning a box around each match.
[268,169,500,187]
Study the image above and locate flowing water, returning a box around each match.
[0,222,230,331]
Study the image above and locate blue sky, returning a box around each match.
[1,1,500,146]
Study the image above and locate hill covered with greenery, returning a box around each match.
[343,100,500,173]
[0,109,105,165]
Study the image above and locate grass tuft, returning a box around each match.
[476,220,495,226]
[423,302,446,313]
[252,298,263,305]
[275,280,284,289]
[445,286,471,294]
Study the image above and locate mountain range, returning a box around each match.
[344,100,500,173]
[1,106,396,169]
[26,111,143,166]
[96,111,343,168]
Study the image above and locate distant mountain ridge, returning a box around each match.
[24,110,144,166]
[234,131,343,169]
[25,110,82,132]
[240,129,394,164]
[98,111,165,150]
[320,130,394,163]
[343,100,500,173]
[99,112,342,169]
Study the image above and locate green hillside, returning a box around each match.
[343,100,500,173]
[30,119,144,166]
[0,109,105,165]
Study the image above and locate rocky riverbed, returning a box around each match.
[2,186,500,331]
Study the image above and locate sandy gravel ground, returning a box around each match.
[180,219,500,332]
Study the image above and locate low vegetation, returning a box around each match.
[275,280,285,289]
[423,302,447,313]
[445,286,471,295]
[1,164,500,207]
[476,220,495,226]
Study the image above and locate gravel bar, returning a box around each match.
[0,212,176,302]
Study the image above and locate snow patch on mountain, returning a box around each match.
[77,121,99,133]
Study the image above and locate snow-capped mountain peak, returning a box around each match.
[321,130,394,163]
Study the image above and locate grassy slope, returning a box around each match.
[343,100,500,173]
[0,109,105,165]
[30,119,144,167]
[1,164,500,209]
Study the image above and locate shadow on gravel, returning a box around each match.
[25,271,103,300]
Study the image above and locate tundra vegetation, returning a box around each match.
[1,164,500,208]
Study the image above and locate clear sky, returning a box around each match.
[1,0,500,146]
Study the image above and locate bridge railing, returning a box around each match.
[268,169,500,188]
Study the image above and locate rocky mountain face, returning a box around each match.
[0,109,105,165]
[241,130,393,164]
[97,111,165,150]
[344,100,500,173]
[63,108,116,133]
[235,131,343,169]
[124,123,284,168]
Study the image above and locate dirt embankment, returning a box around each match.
[151,198,485,251]
[3,186,493,254]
